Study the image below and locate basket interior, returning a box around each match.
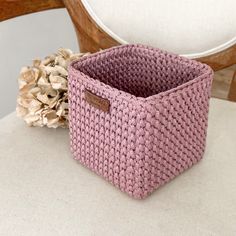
[75,46,204,98]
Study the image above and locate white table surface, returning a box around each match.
[0,98,236,236]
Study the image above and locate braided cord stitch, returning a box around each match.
[68,44,213,199]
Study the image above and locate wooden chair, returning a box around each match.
[1,0,235,101]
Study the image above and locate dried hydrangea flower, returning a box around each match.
[16,48,90,128]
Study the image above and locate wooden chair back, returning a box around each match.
[1,0,235,101]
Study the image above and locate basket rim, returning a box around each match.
[69,44,213,102]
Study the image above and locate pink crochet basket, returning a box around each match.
[68,44,213,199]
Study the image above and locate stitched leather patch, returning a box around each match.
[84,89,110,112]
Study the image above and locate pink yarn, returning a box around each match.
[68,44,213,199]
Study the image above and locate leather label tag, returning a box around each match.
[84,89,110,112]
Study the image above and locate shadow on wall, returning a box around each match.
[0,9,78,119]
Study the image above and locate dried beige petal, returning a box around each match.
[55,56,68,68]
[60,101,68,109]
[43,65,67,77]
[49,75,67,90]
[41,55,56,66]
[38,69,47,79]
[45,110,57,119]
[56,109,63,117]
[54,65,68,76]
[69,52,90,62]
[30,87,41,96]
[16,105,28,117]
[44,111,59,128]
[19,67,39,83]
[28,99,42,113]
[48,93,60,109]
[37,93,49,104]
[18,79,27,90]
[19,83,35,94]
[33,59,41,67]
[23,114,41,126]
[43,66,57,75]
[17,96,31,108]
[56,102,68,117]
[58,48,73,59]
[37,76,50,88]
[46,88,57,97]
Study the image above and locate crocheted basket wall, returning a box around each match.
[68,44,213,199]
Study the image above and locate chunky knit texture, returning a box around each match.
[68,44,213,199]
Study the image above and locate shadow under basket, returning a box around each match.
[68,44,213,199]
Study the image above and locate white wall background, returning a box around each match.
[0,9,79,119]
